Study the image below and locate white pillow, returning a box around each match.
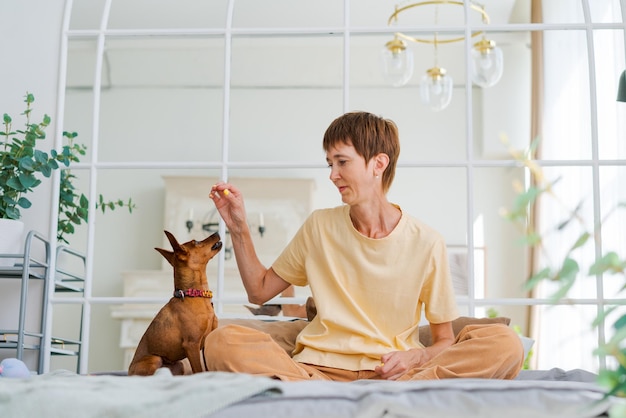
[519,335,535,361]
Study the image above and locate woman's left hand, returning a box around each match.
[375,349,427,380]
[375,321,454,380]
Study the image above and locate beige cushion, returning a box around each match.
[218,316,510,356]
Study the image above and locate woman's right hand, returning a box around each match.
[209,182,248,235]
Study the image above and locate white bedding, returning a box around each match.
[211,375,610,418]
[0,369,279,418]
[0,368,615,418]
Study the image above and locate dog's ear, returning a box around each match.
[155,247,176,266]
[163,230,184,252]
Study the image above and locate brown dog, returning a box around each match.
[128,230,221,376]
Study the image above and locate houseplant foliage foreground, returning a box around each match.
[1,93,134,243]
[501,137,626,416]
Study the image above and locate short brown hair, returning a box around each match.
[323,111,400,193]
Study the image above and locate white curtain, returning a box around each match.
[535,0,626,372]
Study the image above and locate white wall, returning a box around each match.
[0,0,65,236]
[0,0,65,371]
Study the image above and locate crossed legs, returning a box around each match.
[203,323,523,381]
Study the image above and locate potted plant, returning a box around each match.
[502,137,626,416]
[55,130,135,244]
[1,92,134,260]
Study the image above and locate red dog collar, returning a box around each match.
[173,289,213,300]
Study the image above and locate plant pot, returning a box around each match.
[0,219,25,267]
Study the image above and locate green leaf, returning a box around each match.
[57,154,71,167]
[1,195,16,206]
[64,223,75,235]
[59,191,73,204]
[63,130,78,140]
[6,177,25,191]
[614,313,626,331]
[33,149,48,164]
[40,164,52,177]
[524,267,552,291]
[17,197,32,209]
[79,194,89,208]
[4,206,20,219]
[605,327,626,352]
[570,232,590,251]
[550,258,579,300]
[557,257,579,281]
[592,306,619,328]
[597,369,622,391]
[18,156,35,171]
[77,207,88,221]
[556,201,585,232]
[517,232,541,247]
[17,173,39,189]
[512,186,541,213]
[3,113,11,124]
[556,216,574,231]
[589,252,626,275]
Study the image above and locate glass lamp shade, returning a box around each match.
[419,67,453,111]
[380,38,414,87]
[618,70,626,102]
[471,39,504,88]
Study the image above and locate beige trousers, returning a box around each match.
[203,323,524,382]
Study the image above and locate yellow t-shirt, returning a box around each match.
[272,205,459,371]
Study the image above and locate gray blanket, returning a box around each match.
[0,368,614,418]
[211,372,612,418]
[0,368,281,418]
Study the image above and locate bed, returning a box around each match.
[0,317,618,418]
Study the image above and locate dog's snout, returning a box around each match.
[211,241,223,251]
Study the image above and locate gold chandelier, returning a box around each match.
[381,0,504,111]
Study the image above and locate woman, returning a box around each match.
[206,111,523,381]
